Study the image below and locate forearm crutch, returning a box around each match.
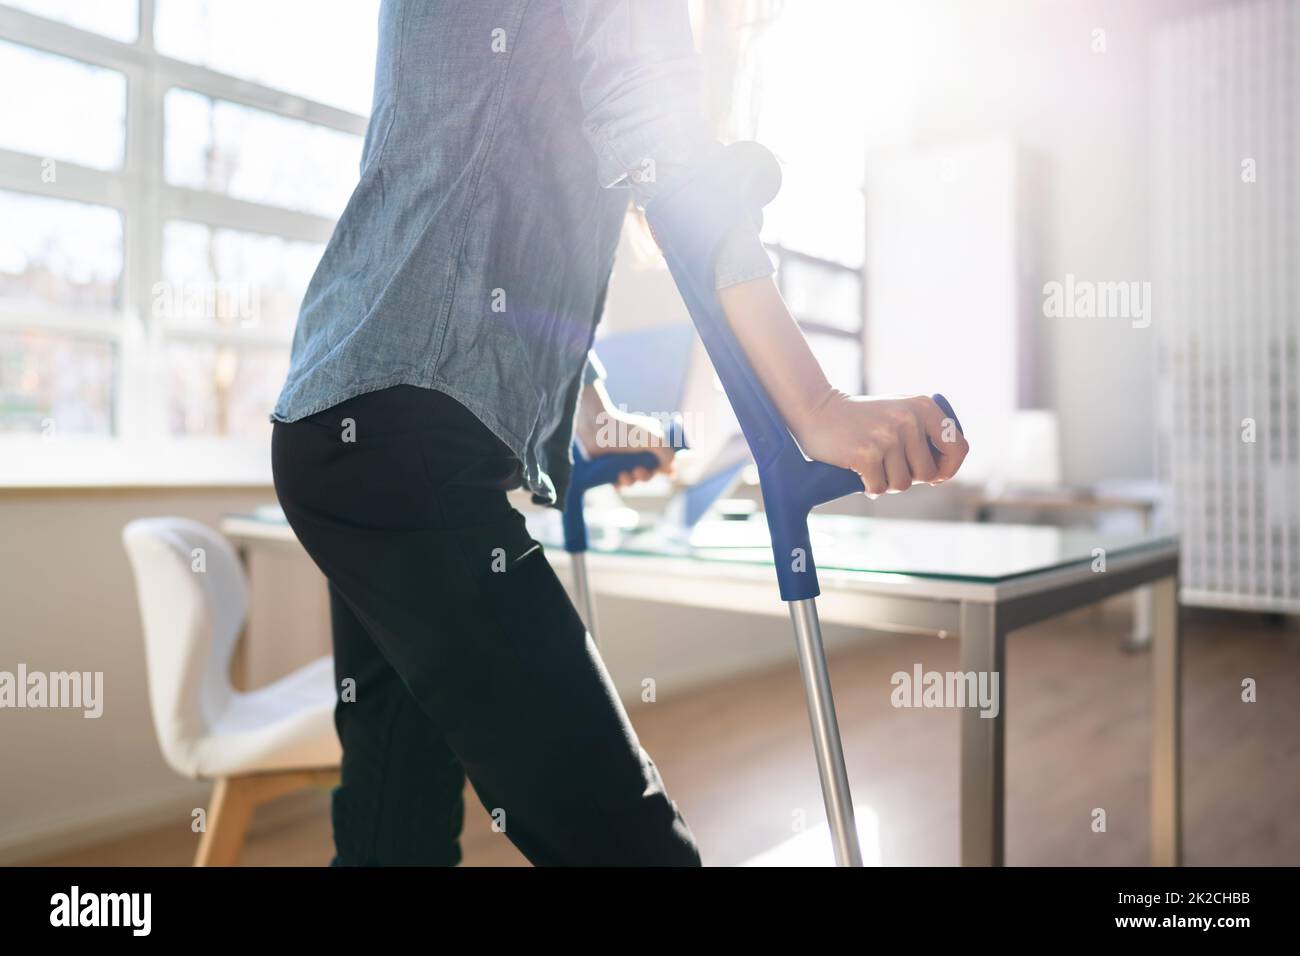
[644,143,963,867]
[563,420,685,644]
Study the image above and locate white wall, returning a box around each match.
[604,0,1242,488]
[892,0,1240,485]
[0,488,295,861]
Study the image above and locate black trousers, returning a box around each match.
[271,385,700,866]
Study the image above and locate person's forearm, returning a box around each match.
[717,274,970,494]
[717,275,837,443]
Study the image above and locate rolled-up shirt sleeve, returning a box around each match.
[561,0,774,290]
[713,224,776,289]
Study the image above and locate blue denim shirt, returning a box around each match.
[272,0,773,505]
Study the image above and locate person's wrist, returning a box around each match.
[788,385,843,451]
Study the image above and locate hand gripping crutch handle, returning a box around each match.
[562,417,687,554]
[562,419,686,643]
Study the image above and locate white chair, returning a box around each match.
[122,517,340,865]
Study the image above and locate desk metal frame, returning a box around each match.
[220,515,1180,867]
[545,542,1181,867]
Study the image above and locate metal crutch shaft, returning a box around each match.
[789,598,863,867]
[563,420,686,647]
[570,550,599,644]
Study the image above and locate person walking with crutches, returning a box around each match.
[270,0,970,867]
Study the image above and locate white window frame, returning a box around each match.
[0,1,366,486]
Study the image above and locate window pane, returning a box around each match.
[160,221,322,334]
[806,331,863,394]
[763,182,864,267]
[0,191,124,314]
[155,0,380,114]
[3,0,139,42]
[0,41,126,170]
[164,88,362,218]
[0,330,115,436]
[782,257,862,333]
[746,2,868,268]
[165,342,287,438]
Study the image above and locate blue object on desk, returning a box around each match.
[593,324,697,416]
[595,323,752,534]
[680,458,747,528]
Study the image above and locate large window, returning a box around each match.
[0,0,376,462]
[729,0,868,393]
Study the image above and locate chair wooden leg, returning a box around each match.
[195,768,341,867]
[195,778,253,867]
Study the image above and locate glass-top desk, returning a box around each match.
[221,508,1181,867]
[535,511,1172,586]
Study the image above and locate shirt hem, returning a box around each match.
[270,377,564,504]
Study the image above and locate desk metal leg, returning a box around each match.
[960,602,1006,866]
[571,553,599,645]
[1151,576,1182,865]
[1124,512,1156,652]
[1123,585,1154,652]
[788,598,862,867]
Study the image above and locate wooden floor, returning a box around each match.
[35,602,1300,867]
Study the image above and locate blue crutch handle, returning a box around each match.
[782,394,964,506]
[931,393,963,437]
[563,418,686,553]
[645,143,963,601]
